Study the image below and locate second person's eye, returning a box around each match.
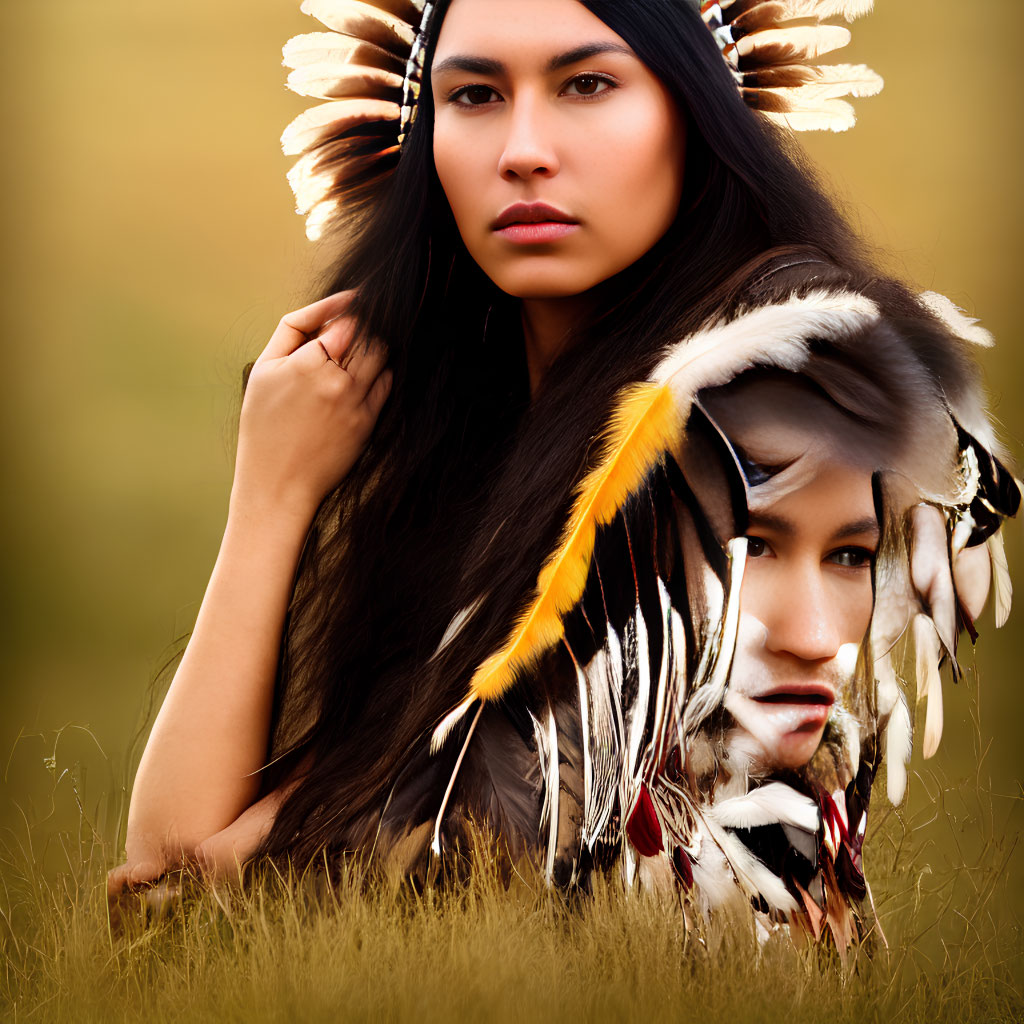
[745,537,769,557]
[827,547,874,569]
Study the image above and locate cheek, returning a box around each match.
[836,577,874,643]
[433,129,474,227]
[583,92,685,246]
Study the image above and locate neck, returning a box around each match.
[520,296,592,399]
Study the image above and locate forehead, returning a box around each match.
[434,0,625,61]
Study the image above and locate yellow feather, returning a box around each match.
[468,382,682,700]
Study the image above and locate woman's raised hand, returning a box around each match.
[232,291,393,523]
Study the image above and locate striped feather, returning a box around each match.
[281,98,400,155]
[283,32,405,75]
[286,63,403,100]
[300,0,417,53]
[737,25,853,64]
[766,63,883,102]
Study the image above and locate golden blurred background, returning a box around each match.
[1,0,1021,916]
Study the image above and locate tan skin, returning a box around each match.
[109,0,688,898]
[728,452,878,772]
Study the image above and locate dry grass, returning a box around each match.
[2,734,1023,1023]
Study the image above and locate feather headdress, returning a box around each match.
[282,0,882,238]
[702,0,883,132]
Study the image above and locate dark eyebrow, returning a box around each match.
[829,517,880,544]
[746,511,880,544]
[432,42,635,79]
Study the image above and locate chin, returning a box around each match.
[486,267,604,300]
[726,720,827,774]
[758,729,827,772]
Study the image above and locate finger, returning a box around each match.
[258,291,355,363]
[315,315,357,365]
[345,340,390,393]
[195,804,277,883]
[107,859,164,900]
[365,368,394,419]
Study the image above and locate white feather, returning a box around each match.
[300,0,417,46]
[874,649,899,718]
[624,601,652,805]
[913,615,943,760]
[579,646,621,849]
[532,706,560,886]
[764,101,856,133]
[708,782,819,832]
[772,0,874,22]
[283,31,364,70]
[910,504,957,657]
[286,62,403,100]
[701,813,801,914]
[885,693,912,805]
[761,64,882,103]
[431,596,485,662]
[430,702,483,856]
[989,531,1013,628]
[737,25,852,61]
[281,98,400,155]
[683,539,748,736]
[918,291,995,348]
[653,289,879,403]
[430,695,476,754]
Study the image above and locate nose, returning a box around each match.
[497,92,560,181]
[762,562,842,663]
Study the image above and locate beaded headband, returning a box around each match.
[282,0,881,240]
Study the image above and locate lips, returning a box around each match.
[752,683,835,707]
[754,692,833,706]
[492,202,578,231]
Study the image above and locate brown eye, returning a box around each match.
[745,537,768,557]
[565,75,612,98]
[454,85,498,106]
[828,547,874,569]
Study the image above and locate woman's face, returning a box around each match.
[716,410,880,773]
[430,0,687,300]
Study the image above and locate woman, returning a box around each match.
[110,0,1017,931]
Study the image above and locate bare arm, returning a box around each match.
[117,292,391,880]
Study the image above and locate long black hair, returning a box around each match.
[257,0,976,866]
